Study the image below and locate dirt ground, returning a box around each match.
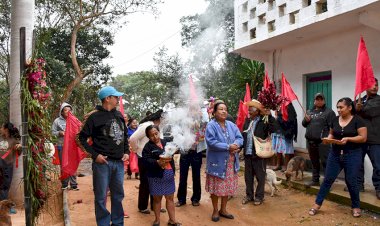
[61,157,379,226]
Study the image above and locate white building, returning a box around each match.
[233,0,380,182]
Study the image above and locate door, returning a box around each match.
[306,71,332,110]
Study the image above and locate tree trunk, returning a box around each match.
[9,0,35,205]
[60,24,84,104]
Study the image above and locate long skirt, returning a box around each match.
[271,133,294,154]
[205,155,238,196]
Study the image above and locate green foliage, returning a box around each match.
[0,79,8,122]
[35,27,112,116]
[180,0,264,117]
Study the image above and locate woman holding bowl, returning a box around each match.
[205,101,243,222]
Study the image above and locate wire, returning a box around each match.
[113,29,181,68]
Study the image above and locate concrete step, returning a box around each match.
[274,169,380,214]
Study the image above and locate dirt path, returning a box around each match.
[67,158,379,226]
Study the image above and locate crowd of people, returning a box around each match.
[0,79,379,225]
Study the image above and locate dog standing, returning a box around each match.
[285,156,306,182]
[266,169,282,196]
[0,200,15,226]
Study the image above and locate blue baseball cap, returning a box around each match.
[98,86,124,100]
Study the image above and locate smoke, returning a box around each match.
[160,75,208,155]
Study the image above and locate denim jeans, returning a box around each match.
[358,144,380,191]
[92,159,124,226]
[57,145,77,187]
[316,148,362,208]
[177,151,202,203]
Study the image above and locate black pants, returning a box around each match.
[138,157,153,210]
[244,155,266,201]
[358,144,380,190]
[307,140,321,182]
[177,151,202,203]
[0,160,13,200]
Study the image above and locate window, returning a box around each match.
[242,2,248,13]
[316,0,328,14]
[289,11,299,24]
[268,0,275,10]
[242,22,248,32]
[302,0,312,7]
[250,28,256,39]
[259,14,266,24]
[279,4,286,17]
[268,20,275,32]
[250,8,256,19]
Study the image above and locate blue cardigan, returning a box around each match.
[205,119,243,179]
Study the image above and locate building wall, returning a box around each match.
[235,0,379,49]
[262,26,380,149]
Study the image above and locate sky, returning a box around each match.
[105,0,208,76]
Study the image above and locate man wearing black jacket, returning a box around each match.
[356,78,380,199]
[302,93,336,187]
[78,86,129,226]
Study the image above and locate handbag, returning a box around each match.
[253,136,274,158]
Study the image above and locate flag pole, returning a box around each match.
[295,98,307,115]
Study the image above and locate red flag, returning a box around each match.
[281,73,298,121]
[189,74,198,103]
[61,112,87,180]
[243,83,251,117]
[119,96,125,116]
[236,100,246,131]
[264,71,270,89]
[355,37,376,99]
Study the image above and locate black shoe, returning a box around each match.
[175,202,185,207]
[192,201,200,206]
[211,216,220,222]
[304,181,320,188]
[219,211,234,219]
[139,209,151,214]
[376,190,380,200]
[253,199,263,206]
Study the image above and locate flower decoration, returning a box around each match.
[257,82,287,111]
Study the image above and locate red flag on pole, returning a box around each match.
[355,37,376,99]
[61,112,87,180]
[119,96,125,116]
[281,73,298,121]
[189,74,198,103]
[236,100,246,131]
[243,83,251,118]
[264,71,271,89]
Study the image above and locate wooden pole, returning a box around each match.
[20,27,32,226]
[296,98,307,116]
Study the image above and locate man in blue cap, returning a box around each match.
[78,86,130,226]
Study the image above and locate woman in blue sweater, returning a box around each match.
[205,102,243,222]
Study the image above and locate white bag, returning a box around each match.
[253,136,274,158]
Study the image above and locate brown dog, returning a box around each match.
[0,200,15,226]
[285,156,306,182]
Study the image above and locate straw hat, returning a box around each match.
[244,99,264,111]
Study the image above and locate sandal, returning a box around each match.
[352,209,361,218]
[308,208,318,216]
[167,220,182,226]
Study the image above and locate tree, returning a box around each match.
[37,0,163,104]
[180,0,264,117]
[9,0,35,205]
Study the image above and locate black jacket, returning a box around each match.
[78,105,129,160]
[142,139,175,178]
[242,115,275,158]
[302,105,335,141]
[275,104,298,142]
[358,94,380,144]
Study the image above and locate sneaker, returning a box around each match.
[139,209,150,214]
[192,201,200,206]
[62,186,69,190]
[253,198,263,206]
[175,202,185,207]
[160,208,167,213]
[304,181,320,188]
[71,186,79,191]
[241,196,253,205]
